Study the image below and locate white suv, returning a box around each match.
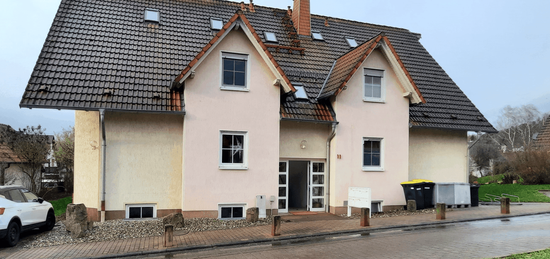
[0,186,55,246]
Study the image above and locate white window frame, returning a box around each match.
[218,203,246,219]
[219,131,249,170]
[362,137,384,172]
[363,68,385,103]
[221,52,250,91]
[125,204,157,219]
[144,9,160,22]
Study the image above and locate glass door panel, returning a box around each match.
[309,162,325,211]
[278,161,288,213]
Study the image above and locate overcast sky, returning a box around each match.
[1,0,549,134]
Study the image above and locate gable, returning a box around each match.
[173,10,295,94]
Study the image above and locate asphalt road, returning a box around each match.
[138,214,550,259]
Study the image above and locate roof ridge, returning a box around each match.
[213,0,417,36]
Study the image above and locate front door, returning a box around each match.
[309,162,325,212]
[279,160,326,212]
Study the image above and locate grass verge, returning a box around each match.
[49,196,72,216]
[479,184,550,203]
[502,248,550,258]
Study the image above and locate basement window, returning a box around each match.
[219,204,245,219]
[345,37,358,48]
[264,32,278,43]
[312,30,324,40]
[144,9,160,22]
[126,204,157,219]
[210,18,223,30]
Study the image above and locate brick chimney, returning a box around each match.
[292,0,311,36]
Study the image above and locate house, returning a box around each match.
[0,124,56,189]
[20,0,496,221]
[534,115,550,150]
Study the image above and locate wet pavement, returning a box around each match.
[143,214,550,258]
[4,204,550,258]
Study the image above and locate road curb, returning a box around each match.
[87,211,550,259]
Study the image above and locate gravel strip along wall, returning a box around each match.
[24,217,273,248]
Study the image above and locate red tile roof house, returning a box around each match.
[534,115,550,150]
[20,0,496,221]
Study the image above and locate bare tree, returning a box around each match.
[494,105,541,151]
[54,127,74,193]
[0,126,49,192]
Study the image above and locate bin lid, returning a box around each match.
[401,179,434,184]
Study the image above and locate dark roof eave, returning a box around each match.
[410,123,498,133]
[280,117,339,125]
[19,104,186,115]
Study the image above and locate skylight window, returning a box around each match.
[346,37,358,48]
[294,85,308,99]
[144,9,160,22]
[211,18,223,30]
[311,30,324,41]
[264,32,278,43]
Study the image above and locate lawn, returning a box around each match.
[478,184,550,203]
[503,248,550,258]
[49,196,72,216]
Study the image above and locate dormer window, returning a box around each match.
[144,9,160,22]
[264,32,278,43]
[293,84,308,100]
[312,30,324,41]
[345,37,358,48]
[210,18,223,30]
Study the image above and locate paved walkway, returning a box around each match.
[6,203,550,259]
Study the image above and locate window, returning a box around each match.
[144,9,160,22]
[345,37,358,48]
[264,32,277,43]
[220,131,248,169]
[21,189,39,202]
[219,204,245,219]
[364,68,384,102]
[126,204,156,219]
[7,190,25,203]
[222,52,248,90]
[363,138,383,171]
[312,30,324,40]
[210,18,223,30]
[293,85,308,100]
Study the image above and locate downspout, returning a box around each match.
[100,109,106,222]
[325,122,337,213]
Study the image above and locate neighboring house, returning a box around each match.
[0,124,57,189]
[534,115,550,150]
[20,0,496,221]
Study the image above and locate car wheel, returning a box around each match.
[4,221,20,247]
[40,210,56,231]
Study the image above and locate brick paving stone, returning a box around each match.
[6,204,550,258]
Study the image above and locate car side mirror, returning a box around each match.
[37,198,44,204]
